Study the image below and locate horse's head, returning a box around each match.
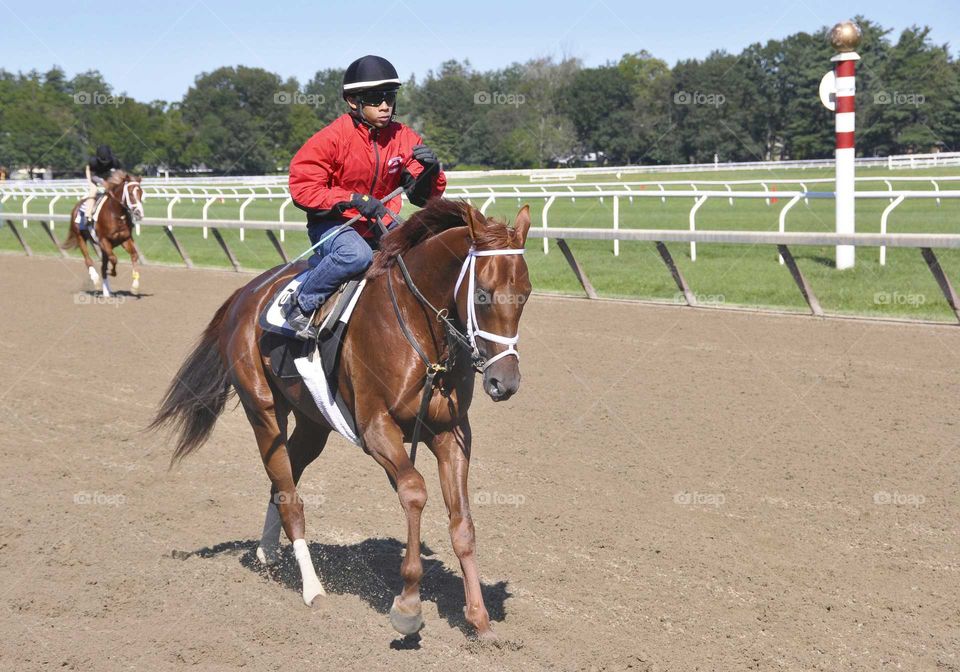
[123,175,145,221]
[456,205,533,402]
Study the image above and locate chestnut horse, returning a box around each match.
[63,171,145,296]
[151,199,532,639]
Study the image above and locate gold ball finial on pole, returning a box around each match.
[829,21,862,52]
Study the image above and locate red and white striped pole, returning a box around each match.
[829,21,862,270]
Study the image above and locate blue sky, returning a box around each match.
[1,0,957,102]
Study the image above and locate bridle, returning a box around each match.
[102,179,144,223]
[122,181,145,219]
[453,247,525,371]
[388,243,525,375]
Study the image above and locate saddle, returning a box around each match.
[259,273,368,444]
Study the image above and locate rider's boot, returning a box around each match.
[281,293,319,341]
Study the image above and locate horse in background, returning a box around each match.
[63,171,145,297]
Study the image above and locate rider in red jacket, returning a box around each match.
[284,55,446,339]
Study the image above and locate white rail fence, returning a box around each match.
[3,187,958,268]
[4,209,960,325]
[4,174,960,201]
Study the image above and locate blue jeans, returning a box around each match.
[296,221,374,312]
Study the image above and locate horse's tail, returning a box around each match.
[149,288,242,465]
[61,219,79,250]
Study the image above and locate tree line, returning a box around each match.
[1,16,957,177]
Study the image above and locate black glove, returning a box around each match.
[348,193,387,220]
[411,144,440,171]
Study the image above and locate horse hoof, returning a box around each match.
[476,627,498,642]
[88,267,100,288]
[302,577,326,607]
[390,596,424,635]
[256,545,279,566]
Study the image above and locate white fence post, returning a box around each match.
[541,195,556,255]
[279,198,292,242]
[239,195,255,241]
[613,195,620,257]
[879,195,905,266]
[777,195,802,264]
[689,195,708,261]
[202,196,217,239]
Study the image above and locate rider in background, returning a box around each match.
[81,144,122,230]
[284,54,446,340]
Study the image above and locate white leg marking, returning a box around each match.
[256,499,282,566]
[293,538,325,605]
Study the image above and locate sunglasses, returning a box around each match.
[359,89,398,107]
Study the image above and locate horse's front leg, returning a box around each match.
[429,420,496,639]
[362,413,427,636]
[121,239,140,295]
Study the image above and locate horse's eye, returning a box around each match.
[474,288,493,307]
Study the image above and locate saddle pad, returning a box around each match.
[294,348,361,447]
[260,271,308,339]
[260,272,367,339]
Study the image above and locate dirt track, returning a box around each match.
[0,254,957,671]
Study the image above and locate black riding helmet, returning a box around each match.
[97,145,113,163]
[342,55,402,128]
[94,144,115,165]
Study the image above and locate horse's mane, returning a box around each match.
[104,170,130,188]
[367,198,514,278]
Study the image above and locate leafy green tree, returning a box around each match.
[181,66,292,174]
[559,66,634,163]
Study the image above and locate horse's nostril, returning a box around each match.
[488,379,504,396]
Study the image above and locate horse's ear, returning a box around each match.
[514,204,531,247]
[465,204,484,241]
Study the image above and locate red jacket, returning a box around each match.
[288,114,446,236]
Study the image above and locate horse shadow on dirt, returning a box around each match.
[178,537,510,639]
[78,289,154,301]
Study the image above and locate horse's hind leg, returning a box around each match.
[257,411,330,566]
[243,398,326,606]
[362,414,428,635]
[75,232,99,289]
[121,238,140,295]
[99,239,117,297]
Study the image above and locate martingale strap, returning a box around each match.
[454,247,526,370]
